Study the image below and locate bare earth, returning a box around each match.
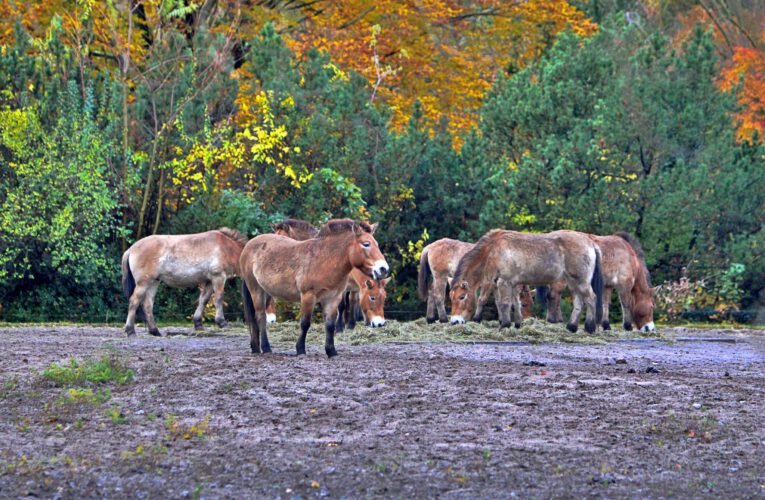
[1,324,764,499]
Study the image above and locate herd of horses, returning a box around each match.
[122,218,656,357]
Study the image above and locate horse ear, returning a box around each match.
[460,281,469,289]
[651,285,660,296]
[369,222,379,234]
[365,279,375,289]
[271,223,282,232]
[353,223,364,236]
[381,277,392,286]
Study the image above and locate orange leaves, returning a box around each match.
[720,44,765,142]
[249,0,596,143]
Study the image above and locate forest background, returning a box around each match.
[0,0,763,323]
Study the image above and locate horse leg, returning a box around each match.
[142,281,161,337]
[255,293,272,354]
[619,289,634,331]
[601,287,613,330]
[547,283,565,323]
[336,292,347,333]
[211,277,228,328]
[496,281,513,329]
[511,285,524,329]
[434,279,449,323]
[124,283,149,336]
[192,283,214,330]
[473,285,493,323]
[347,291,358,330]
[296,294,316,356]
[568,282,597,334]
[322,294,343,358]
[426,290,437,324]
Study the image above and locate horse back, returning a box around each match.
[425,238,474,279]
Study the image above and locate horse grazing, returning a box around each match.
[418,238,533,323]
[240,219,389,357]
[122,228,248,336]
[538,232,656,332]
[450,230,604,333]
[265,218,321,323]
[337,268,391,331]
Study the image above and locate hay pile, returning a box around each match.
[250,317,668,347]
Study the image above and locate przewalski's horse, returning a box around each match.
[240,219,389,357]
[538,232,656,332]
[337,268,391,331]
[265,218,321,323]
[418,238,532,323]
[122,228,248,336]
[449,230,604,333]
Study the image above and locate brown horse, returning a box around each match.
[240,219,389,357]
[265,218,321,323]
[418,238,532,323]
[337,268,391,331]
[122,228,247,336]
[539,232,656,332]
[449,230,604,333]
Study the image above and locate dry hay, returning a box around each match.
[249,317,669,347]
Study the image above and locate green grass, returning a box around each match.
[42,355,134,387]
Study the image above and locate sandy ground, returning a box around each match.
[1,323,764,499]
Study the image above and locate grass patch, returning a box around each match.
[259,317,670,346]
[42,355,134,386]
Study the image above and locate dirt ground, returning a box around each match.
[1,322,764,499]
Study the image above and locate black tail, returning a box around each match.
[121,253,144,321]
[591,249,604,325]
[417,248,431,301]
[241,280,256,330]
[536,285,549,310]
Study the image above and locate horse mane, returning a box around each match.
[218,227,248,247]
[615,231,653,287]
[453,229,503,285]
[317,219,372,238]
[275,218,319,237]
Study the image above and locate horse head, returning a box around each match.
[347,221,389,280]
[359,276,391,327]
[449,280,476,324]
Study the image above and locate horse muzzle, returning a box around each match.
[641,322,656,333]
[372,260,389,280]
[369,316,385,327]
[450,315,466,325]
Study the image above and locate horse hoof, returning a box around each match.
[439,318,449,324]
[251,347,261,354]
[584,320,596,334]
[261,344,272,354]
[149,328,161,337]
[499,322,512,329]
[193,320,204,331]
[566,323,578,333]
[602,321,611,331]
[514,322,521,329]
[623,321,633,331]
[325,347,338,358]
[125,326,136,336]
[471,315,482,323]
[426,317,437,324]
[216,319,228,329]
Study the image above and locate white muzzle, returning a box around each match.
[641,321,656,332]
[369,316,385,327]
[266,313,277,324]
[450,315,465,325]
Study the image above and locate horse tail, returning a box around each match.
[591,247,604,325]
[417,247,431,301]
[241,280,256,331]
[536,285,549,310]
[121,252,144,321]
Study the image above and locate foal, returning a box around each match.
[240,219,389,357]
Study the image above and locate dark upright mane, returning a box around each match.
[275,218,319,237]
[453,229,502,285]
[317,219,371,238]
[615,231,652,287]
[218,227,248,247]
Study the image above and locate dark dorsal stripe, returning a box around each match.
[218,227,248,246]
[317,219,372,238]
